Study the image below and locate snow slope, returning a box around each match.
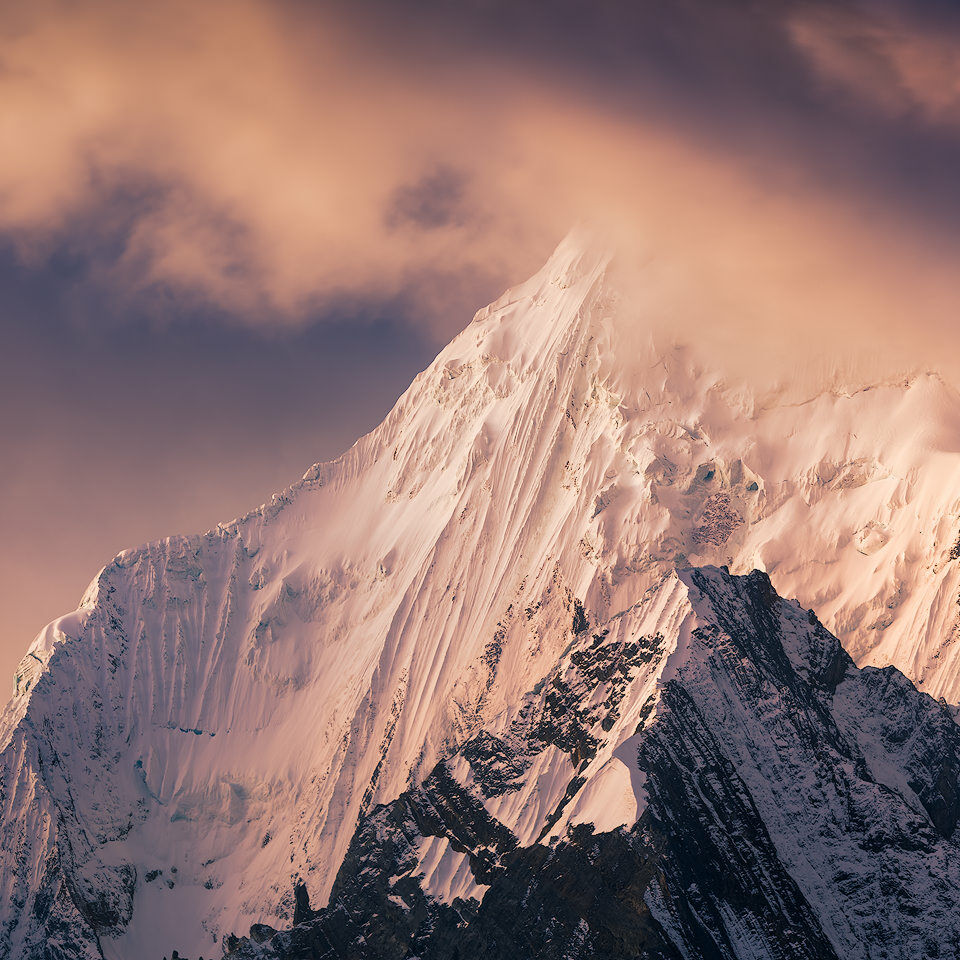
[4,232,960,957]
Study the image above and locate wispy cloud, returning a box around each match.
[790,4,960,124]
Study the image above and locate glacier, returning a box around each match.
[3,233,960,958]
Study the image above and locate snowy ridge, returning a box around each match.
[3,232,960,957]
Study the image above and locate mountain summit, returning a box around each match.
[3,235,960,959]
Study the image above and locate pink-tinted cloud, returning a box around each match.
[1,0,959,377]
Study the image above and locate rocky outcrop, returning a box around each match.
[222,568,960,960]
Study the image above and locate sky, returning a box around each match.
[3,0,960,684]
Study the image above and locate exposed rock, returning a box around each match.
[220,567,960,960]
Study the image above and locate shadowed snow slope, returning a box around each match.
[3,233,960,958]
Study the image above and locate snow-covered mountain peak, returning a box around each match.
[5,235,960,958]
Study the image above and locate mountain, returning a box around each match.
[3,233,960,959]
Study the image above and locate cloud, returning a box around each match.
[385,165,471,231]
[790,5,960,124]
[1,0,960,382]
[0,1,496,317]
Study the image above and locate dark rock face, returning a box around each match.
[463,625,666,800]
[220,567,960,960]
[637,683,841,960]
[832,663,960,837]
[291,883,313,927]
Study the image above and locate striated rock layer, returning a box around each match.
[4,235,960,957]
